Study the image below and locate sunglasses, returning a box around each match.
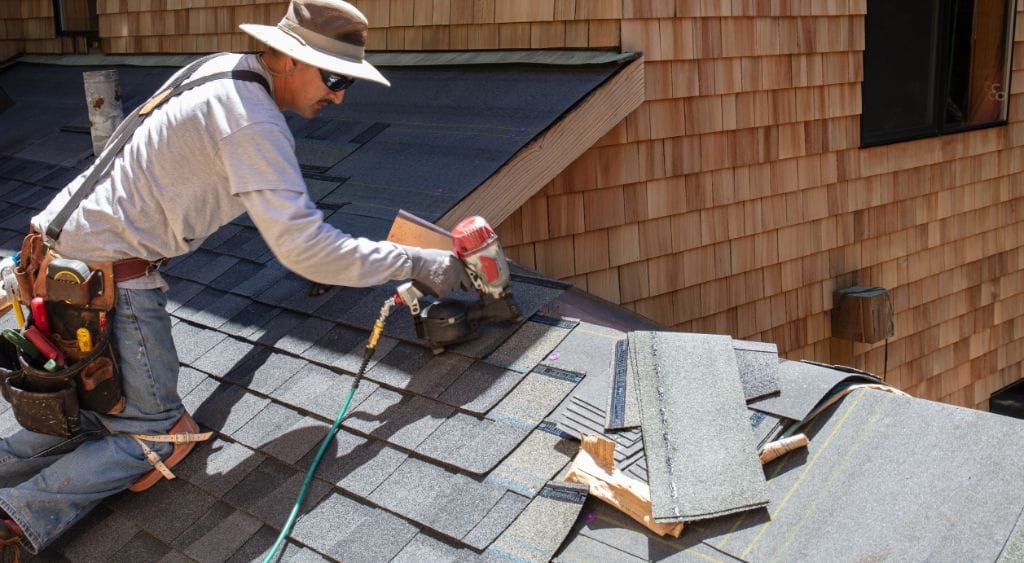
[319,69,356,92]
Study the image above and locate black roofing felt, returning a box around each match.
[3,57,1024,563]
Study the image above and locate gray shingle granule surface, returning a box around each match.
[1000,507,1024,562]
[485,428,576,497]
[391,532,481,562]
[486,481,588,562]
[733,339,781,401]
[485,320,574,373]
[630,331,768,522]
[462,490,531,550]
[436,361,526,414]
[685,389,1024,562]
[747,359,879,421]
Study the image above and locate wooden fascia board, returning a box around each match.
[437,56,645,230]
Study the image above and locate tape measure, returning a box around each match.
[47,258,91,284]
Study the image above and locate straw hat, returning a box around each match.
[240,0,390,87]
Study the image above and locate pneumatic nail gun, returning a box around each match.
[394,216,521,352]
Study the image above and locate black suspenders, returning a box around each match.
[45,54,271,241]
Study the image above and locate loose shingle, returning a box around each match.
[747,360,880,422]
[733,339,781,401]
[631,332,768,523]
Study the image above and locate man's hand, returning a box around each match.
[402,245,471,298]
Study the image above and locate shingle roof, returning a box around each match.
[2,57,1024,562]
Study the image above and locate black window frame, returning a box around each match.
[861,0,1017,148]
[51,0,99,38]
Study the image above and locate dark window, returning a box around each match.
[862,0,1015,147]
[52,0,98,35]
[991,379,1024,420]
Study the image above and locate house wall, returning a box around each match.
[5,0,1024,409]
[496,1,1024,410]
[0,0,89,63]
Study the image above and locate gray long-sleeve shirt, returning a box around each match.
[32,53,413,289]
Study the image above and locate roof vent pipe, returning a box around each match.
[83,70,123,157]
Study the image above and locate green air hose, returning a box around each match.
[263,297,396,563]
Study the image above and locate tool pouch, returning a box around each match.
[0,318,122,437]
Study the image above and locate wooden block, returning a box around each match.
[832,285,895,344]
[386,210,452,250]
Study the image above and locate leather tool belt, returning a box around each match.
[0,231,134,437]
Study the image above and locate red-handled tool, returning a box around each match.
[23,325,64,371]
[30,297,50,336]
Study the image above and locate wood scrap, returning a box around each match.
[564,435,685,538]
[385,210,452,251]
[759,434,809,464]
[566,432,814,536]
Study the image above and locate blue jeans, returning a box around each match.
[0,288,182,553]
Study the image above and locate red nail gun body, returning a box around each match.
[395,216,522,352]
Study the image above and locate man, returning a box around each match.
[0,0,465,554]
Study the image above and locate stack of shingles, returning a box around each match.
[555,328,887,530]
